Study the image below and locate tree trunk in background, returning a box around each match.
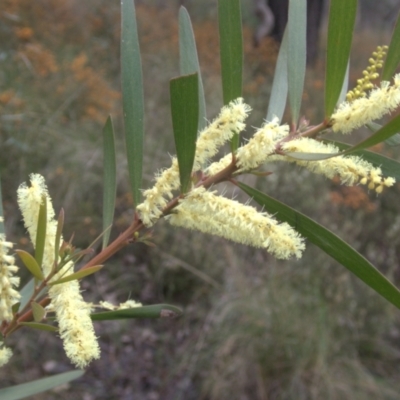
[265,0,325,65]
[306,0,324,64]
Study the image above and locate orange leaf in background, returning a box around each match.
[14,27,34,41]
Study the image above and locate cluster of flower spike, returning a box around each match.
[137,98,251,226]
[0,226,20,322]
[346,45,388,102]
[279,138,395,193]
[17,174,100,368]
[332,66,400,134]
[138,79,397,259]
[0,218,21,367]
[137,100,306,260]
[206,117,289,176]
[168,187,305,259]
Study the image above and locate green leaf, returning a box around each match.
[121,0,144,208]
[179,6,207,132]
[323,139,400,180]
[287,0,307,126]
[238,182,400,310]
[11,303,20,315]
[49,265,103,286]
[325,0,357,117]
[337,60,350,106]
[0,370,84,400]
[267,28,288,122]
[218,0,243,151]
[284,152,338,161]
[31,301,46,322]
[170,73,199,194]
[91,304,183,320]
[16,250,44,281]
[283,148,379,162]
[345,113,400,153]
[385,133,400,147]
[19,322,58,332]
[285,113,400,161]
[382,10,400,81]
[282,144,400,176]
[367,122,400,147]
[54,208,64,269]
[102,116,117,249]
[18,279,35,311]
[34,195,47,269]
[0,173,4,235]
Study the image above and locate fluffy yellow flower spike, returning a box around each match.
[17,174,100,368]
[168,187,305,260]
[332,73,400,134]
[206,117,289,176]
[281,138,395,192]
[0,234,20,322]
[50,274,100,368]
[17,174,56,277]
[346,45,388,102]
[137,98,251,226]
[0,346,12,367]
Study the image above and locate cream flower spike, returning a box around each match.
[0,346,12,367]
[0,235,20,322]
[99,299,142,310]
[137,98,251,227]
[331,73,400,134]
[194,98,251,169]
[281,138,395,192]
[17,173,57,277]
[17,174,100,368]
[168,187,305,259]
[50,275,100,368]
[206,117,289,176]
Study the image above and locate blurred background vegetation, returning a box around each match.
[1,0,400,399]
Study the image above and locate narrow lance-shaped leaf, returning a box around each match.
[344,113,400,153]
[337,60,350,106]
[49,265,103,286]
[285,113,400,161]
[0,173,4,235]
[323,139,400,181]
[0,370,84,400]
[325,0,357,117]
[11,303,19,315]
[121,0,144,208]
[102,116,116,249]
[170,73,199,194]
[34,195,47,270]
[385,133,400,147]
[367,122,400,147]
[31,301,46,322]
[18,279,35,311]
[19,322,58,332]
[382,10,400,81]
[238,182,400,310]
[179,6,207,132]
[218,0,243,151]
[16,250,44,281]
[267,27,288,122]
[283,151,341,161]
[91,304,183,320]
[54,208,64,270]
[288,0,307,127]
